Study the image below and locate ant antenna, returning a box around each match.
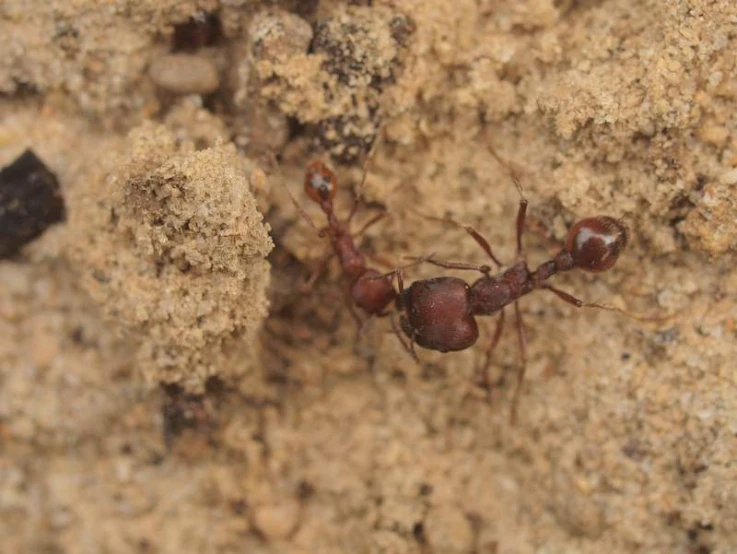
[274,155,323,236]
[390,312,419,362]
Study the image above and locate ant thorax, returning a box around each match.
[469,261,533,316]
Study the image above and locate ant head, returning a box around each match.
[304,161,337,203]
[566,216,628,272]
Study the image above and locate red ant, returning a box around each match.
[395,147,630,422]
[283,146,399,324]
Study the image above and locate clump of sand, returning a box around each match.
[68,123,273,391]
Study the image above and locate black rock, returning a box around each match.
[0,149,66,258]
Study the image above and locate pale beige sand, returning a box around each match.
[1,1,736,553]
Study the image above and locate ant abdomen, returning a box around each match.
[399,277,479,352]
[566,216,628,273]
[352,269,396,315]
[304,161,337,203]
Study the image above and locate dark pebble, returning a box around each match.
[0,149,66,258]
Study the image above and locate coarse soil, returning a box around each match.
[1,1,736,553]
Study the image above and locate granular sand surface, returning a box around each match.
[1,1,736,553]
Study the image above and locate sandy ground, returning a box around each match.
[1,1,736,553]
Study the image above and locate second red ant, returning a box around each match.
[283,144,401,326]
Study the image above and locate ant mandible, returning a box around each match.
[395,146,629,423]
[283,142,399,324]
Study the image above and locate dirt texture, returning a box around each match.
[1,1,736,554]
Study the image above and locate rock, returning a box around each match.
[252,500,301,540]
[249,10,313,62]
[424,505,474,554]
[149,54,219,95]
[0,150,65,258]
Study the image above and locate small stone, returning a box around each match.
[149,54,220,95]
[424,505,474,554]
[0,150,65,258]
[698,123,730,147]
[718,167,737,185]
[551,483,607,539]
[249,10,313,61]
[252,500,301,540]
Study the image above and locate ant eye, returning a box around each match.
[304,161,337,203]
[566,216,628,272]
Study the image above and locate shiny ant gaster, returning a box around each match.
[395,148,629,422]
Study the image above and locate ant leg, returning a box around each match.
[354,210,388,239]
[357,313,377,339]
[526,213,558,244]
[347,297,364,329]
[300,250,336,292]
[405,256,492,275]
[391,270,420,362]
[515,198,529,260]
[390,311,418,362]
[347,131,383,225]
[475,308,506,397]
[365,252,395,270]
[540,283,676,323]
[510,301,528,425]
[370,256,436,281]
[354,211,393,268]
[410,210,503,268]
[342,280,364,328]
[540,283,588,308]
